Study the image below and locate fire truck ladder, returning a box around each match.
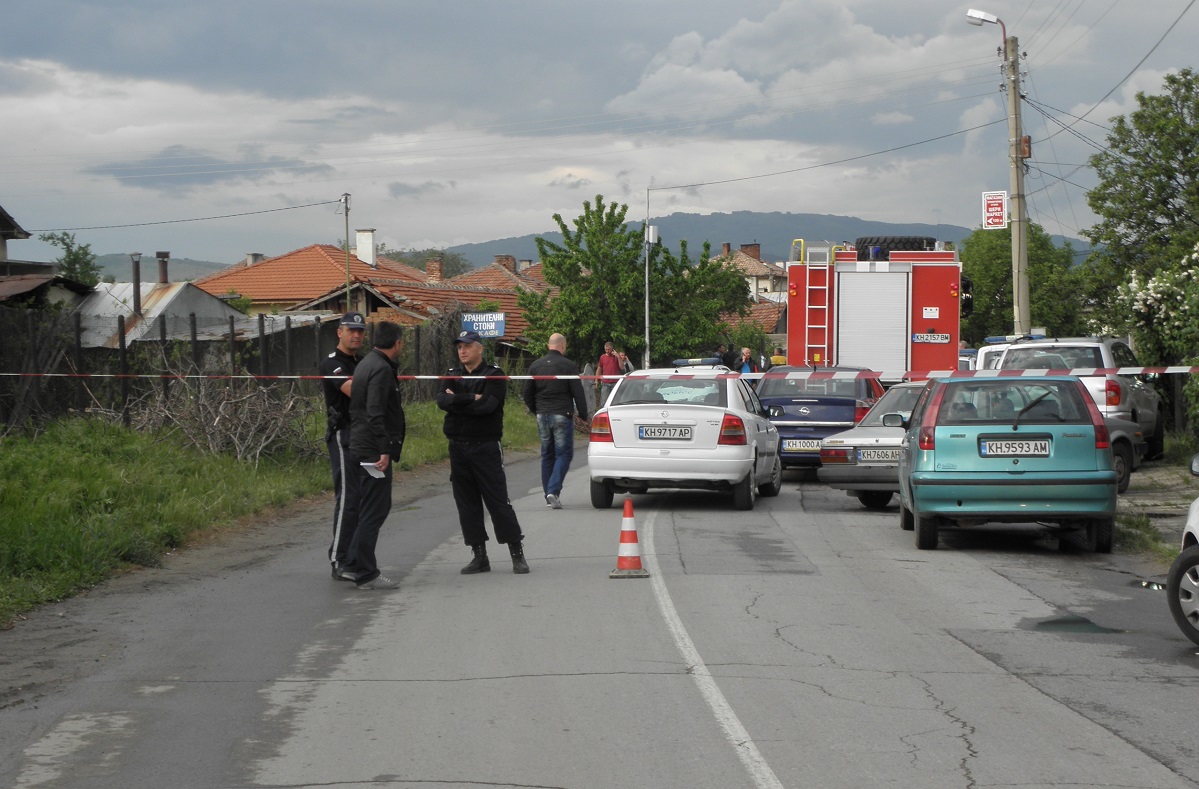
[804,244,832,366]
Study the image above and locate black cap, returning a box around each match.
[339,312,366,329]
[453,329,483,345]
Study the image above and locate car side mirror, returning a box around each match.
[1190,453,1199,477]
[881,413,906,428]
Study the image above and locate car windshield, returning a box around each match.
[860,385,924,426]
[937,380,1090,425]
[610,378,727,407]
[1001,346,1103,369]
[757,376,859,399]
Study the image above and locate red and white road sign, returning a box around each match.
[982,191,1008,229]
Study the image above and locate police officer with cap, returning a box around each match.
[436,329,528,574]
[319,311,366,580]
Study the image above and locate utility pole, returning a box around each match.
[1005,35,1030,336]
[341,193,352,311]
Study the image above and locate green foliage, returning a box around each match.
[522,195,750,365]
[222,291,253,314]
[39,231,102,287]
[958,223,1086,344]
[1083,67,1199,311]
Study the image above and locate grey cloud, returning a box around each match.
[548,173,589,190]
[85,145,332,192]
[388,181,451,198]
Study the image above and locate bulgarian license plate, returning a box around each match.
[782,439,821,452]
[980,439,1049,457]
[639,425,692,440]
[858,448,900,462]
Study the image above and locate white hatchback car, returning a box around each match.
[587,366,782,510]
[1166,453,1199,646]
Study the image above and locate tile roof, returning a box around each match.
[718,249,786,279]
[193,244,424,301]
[721,299,786,334]
[448,261,552,292]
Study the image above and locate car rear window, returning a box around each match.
[611,378,727,407]
[1001,346,1103,369]
[860,385,924,426]
[757,377,860,399]
[937,381,1090,425]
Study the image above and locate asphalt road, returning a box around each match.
[2,452,1198,789]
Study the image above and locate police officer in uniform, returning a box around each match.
[319,311,365,580]
[436,330,528,574]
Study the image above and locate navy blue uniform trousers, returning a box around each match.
[449,439,523,547]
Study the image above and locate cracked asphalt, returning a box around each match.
[2,451,1197,788]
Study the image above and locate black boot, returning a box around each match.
[460,543,490,574]
[509,541,529,574]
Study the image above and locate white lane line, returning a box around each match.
[642,508,786,789]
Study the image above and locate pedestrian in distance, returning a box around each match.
[437,330,529,575]
[523,333,590,509]
[719,343,740,369]
[346,321,407,590]
[595,341,623,407]
[737,347,759,374]
[319,311,366,581]
[617,350,635,374]
[769,346,787,368]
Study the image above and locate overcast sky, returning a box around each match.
[3,0,1196,266]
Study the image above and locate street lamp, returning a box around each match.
[967,8,1030,335]
[643,223,658,369]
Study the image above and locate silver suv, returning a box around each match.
[997,337,1164,459]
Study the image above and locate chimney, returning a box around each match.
[518,259,533,272]
[156,250,170,284]
[426,257,443,283]
[244,252,265,266]
[131,255,142,316]
[722,242,731,257]
[355,228,377,268]
[494,254,516,272]
[740,242,761,260]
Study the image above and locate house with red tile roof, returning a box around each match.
[448,254,552,293]
[714,242,787,301]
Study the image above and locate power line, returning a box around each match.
[28,200,344,233]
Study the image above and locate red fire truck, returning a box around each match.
[784,236,967,378]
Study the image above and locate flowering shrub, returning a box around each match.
[1111,243,1199,431]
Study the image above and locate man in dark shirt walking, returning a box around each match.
[523,332,589,509]
[319,311,365,580]
[347,321,406,590]
[436,330,528,575]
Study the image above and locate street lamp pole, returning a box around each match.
[968,9,1030,335]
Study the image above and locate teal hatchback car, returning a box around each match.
[885,376,1118,552]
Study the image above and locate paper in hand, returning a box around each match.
[361,462,385,479]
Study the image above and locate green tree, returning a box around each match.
[1083,67,1199,309]
[39,232,102,287]
[519,195,750,365]
[959,223,1085,345]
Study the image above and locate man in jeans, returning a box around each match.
[523,333,590,509]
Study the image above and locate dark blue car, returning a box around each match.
[755,366,884,467]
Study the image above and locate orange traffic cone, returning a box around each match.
[610,496,650,579]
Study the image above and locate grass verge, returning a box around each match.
[0,398,541,627]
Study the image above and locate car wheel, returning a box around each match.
[1088,517,1114,554]
[1112,440,1133,494]
[732,472,756,510]
[1167,546,1199,647]
[899,499,914,531]
[915,512,938,549]
[857,491,893,509]
[590,479,614,509]
[758,455,783,497]
[1147,411,1166,461]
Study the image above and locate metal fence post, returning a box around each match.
[118,314,130,428]
[257,313,266,384]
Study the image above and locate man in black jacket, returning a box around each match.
[346,321,406,590]
[436,330,528,575]
[522,333,589,509]
[319,312,365,581]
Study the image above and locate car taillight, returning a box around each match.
[718,414,747,445]
[854,399,874,423]
[1105,379,1121,406]
[1076,380,1111,449]
[918,385,947,451]
[590,412,613,443]
[820,447,851,464]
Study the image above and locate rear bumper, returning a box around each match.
[588,449,754,488]
[911,471,1117,519]
[818,466,899,491]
